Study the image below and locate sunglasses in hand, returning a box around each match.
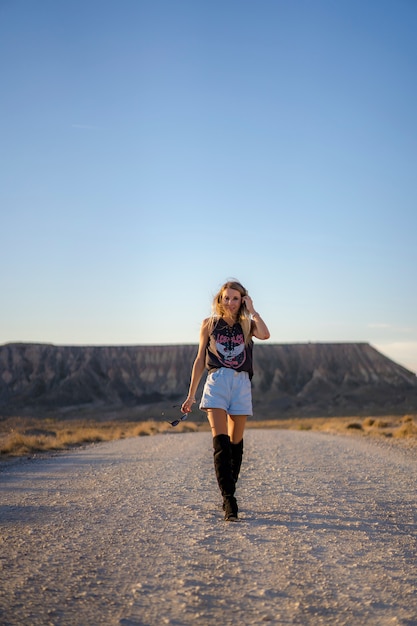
[167,414,188,427]
[164,405,189,427]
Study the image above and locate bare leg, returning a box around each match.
[227,415,247,443]
[207,408,228,436]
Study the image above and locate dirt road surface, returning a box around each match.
[1,430,416,626]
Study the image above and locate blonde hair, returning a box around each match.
[208,280,252,345]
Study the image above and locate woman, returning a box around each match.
[181,280,270,521]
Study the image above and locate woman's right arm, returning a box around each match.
[181,318,210,413]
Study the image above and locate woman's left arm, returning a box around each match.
[243,296,271,340]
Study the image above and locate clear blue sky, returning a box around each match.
[1,0,417,373]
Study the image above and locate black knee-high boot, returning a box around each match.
[213,434,238,521]
[230,439,243,483]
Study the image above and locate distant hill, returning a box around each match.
[0,342,416,420]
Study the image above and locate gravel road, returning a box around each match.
[1,430,417,626]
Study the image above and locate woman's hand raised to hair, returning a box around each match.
[242,295,256,316]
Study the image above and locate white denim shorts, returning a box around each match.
[199,368,253,416]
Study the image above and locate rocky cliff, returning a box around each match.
[0,342,416,420]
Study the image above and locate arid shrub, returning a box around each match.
[394,420,417,438]
[0,432,55,455]
[362,417,375,427]
[346,422,363,430]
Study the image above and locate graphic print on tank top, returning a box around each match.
[214,322,246,369]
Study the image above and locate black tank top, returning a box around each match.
[205,318,254,379]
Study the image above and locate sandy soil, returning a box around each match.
[1,430,417,625]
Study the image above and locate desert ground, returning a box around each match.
[1,413,417,458]
[1,428,416,625]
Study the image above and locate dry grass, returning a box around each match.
[0,417,202,457]
[1,413,417,459]
[280,413,417,443]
